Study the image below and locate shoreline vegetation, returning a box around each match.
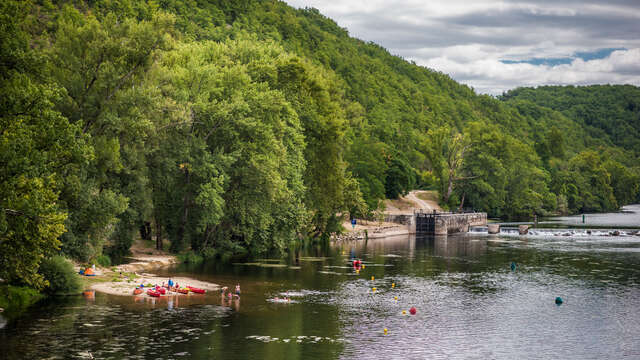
[2,0,639,320]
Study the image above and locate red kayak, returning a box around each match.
[187,286,205,294]
[155,287,166,295]
[147,289,160,297]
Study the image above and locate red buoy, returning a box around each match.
[409,307,416,315]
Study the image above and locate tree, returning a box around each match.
[604,159,639,207]
[0,0,89,287]
[566,151,617,212]
[384,154,417,199]
[46,6,174,259]
[423,126,473,207]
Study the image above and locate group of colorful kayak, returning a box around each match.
[133,284,206,297]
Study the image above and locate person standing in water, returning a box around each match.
[235,284,241,297]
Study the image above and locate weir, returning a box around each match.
[385,211,487,236]
[415,211,487,235]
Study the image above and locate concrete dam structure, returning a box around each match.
[415,212,487,235]
[385,211,487,236]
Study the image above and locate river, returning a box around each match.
[2,206,640,359]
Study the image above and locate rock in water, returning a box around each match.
[488,224,500,234]
[519,225,529,235]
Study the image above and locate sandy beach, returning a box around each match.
[90,273,219,297]
[82,242,219,297]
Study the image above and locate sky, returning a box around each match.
[283,0,640,95]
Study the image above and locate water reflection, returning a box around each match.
[3,212,640,359]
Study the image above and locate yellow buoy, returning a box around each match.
[362,265,365,269]
[392,283,395,288]
[371,276,375,281]
[356,269,360,274]
[394,296,398,300]
[402,310,406,315]
[372,287,377,292]
[383,328,388,335]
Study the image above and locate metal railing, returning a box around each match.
[414,209,477,216]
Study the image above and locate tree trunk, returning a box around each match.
[458,192,465,212]
[445,172,454,203]
[201,225,213,250]
[176,169,191,247]
[155,218,163,250]
[139,221,152,241]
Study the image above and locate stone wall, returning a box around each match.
[384,214,416,233]
[433,213,487,235]
[383,212,486,236]
[384,214,413,225]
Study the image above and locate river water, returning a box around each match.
[2,206,640,359]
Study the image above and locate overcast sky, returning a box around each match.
[284,0,640,95]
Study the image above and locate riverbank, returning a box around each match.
[79,240,219,297]
[335,219,410,242]
[83,254,219,297]
[90,273,219,296]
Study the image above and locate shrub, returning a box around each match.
[177,251,203,264]
[39,256,82,295]
[96,254,111,267]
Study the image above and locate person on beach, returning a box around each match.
[235,284,241,297]
[233,296,240,311]
[168,278,174,288]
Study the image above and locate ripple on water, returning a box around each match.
[1,302,232,359]
[246,335,346,344]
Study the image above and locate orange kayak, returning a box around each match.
[133,288,143,295]
[177,288,189,294]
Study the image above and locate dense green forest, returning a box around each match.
[1,0,639,291]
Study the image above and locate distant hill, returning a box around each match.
[500,85,640,160]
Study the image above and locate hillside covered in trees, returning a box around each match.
[1,0,639,290]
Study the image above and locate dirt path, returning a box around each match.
[339,190,442,237]
[405,190,441,212]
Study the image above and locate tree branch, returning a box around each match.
[2,208,38,221]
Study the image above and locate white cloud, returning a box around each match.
[284,0,640,94]
[422,48,640,94]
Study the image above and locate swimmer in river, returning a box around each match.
[235,284,241,298]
